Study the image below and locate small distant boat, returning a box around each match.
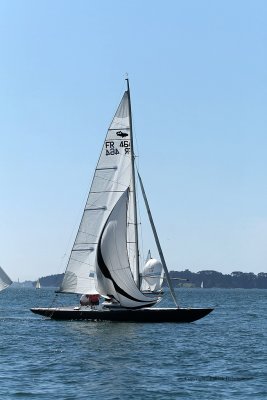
[31,80,213,323]
[0,266,12,292]
[201,281,204,289]
[35,279,41,289]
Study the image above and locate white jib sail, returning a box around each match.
[60,91,137,294]
[140,258,164,292]
[96,190,158,308]
[0,266,12,292]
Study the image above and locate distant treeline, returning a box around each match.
[169,270,267,289]
[34,270,267,289]
[35,274,64,288]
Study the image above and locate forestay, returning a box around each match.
[60,91,137,294]
[96,189,158,308]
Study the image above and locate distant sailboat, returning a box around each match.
[140,251,164,295]
[0,266,12,292]
[35,279,41,289]
[31,80,213,323]
[201,281,204,289]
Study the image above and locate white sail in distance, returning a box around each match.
[60,91,137,294]
[0,266,12,292]
[141,258,164,293]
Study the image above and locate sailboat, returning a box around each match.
[31,80,213,322]
[35,279,41,289]
[0,266,12,292]
[140,250,164,295]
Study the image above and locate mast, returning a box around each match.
[137,172,179,307]
[126,78,140,288]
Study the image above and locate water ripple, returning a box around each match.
[0,288,266,399]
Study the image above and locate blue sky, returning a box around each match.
[0,0,266,280]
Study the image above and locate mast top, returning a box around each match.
[125,76,130,92]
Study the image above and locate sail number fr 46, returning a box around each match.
[105,141,131,156]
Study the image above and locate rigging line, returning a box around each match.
[94,173,131,188]
[137,170,179,308]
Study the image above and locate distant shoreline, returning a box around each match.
[13,270,267,289]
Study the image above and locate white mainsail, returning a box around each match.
[96,189,158,308]
[36,279,41,289]
[60,91,137,294]
[0,266,12,292]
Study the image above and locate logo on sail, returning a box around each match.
[116,131,128,138]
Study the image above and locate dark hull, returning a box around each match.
[30,307,213,323]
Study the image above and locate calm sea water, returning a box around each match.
[0,287,266,399]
